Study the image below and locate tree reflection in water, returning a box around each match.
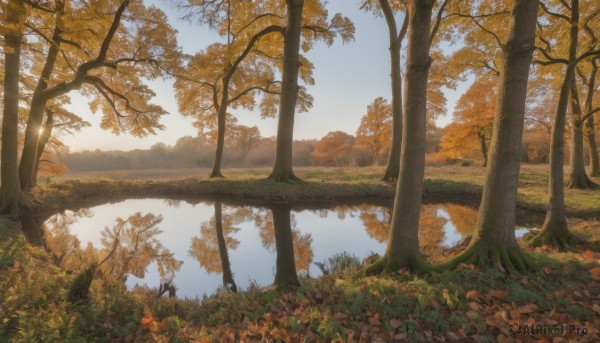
[189,203,253,292]
[39,210,182,289]
[330,204,478,248]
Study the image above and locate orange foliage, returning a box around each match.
[310,131,355,166]
[355,97,392,165]
[440,76,496,161]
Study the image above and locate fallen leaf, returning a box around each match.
[466,290,482,300]
[469,301,482,311]
[581,250,595,261]
[593,304,600,315]
[389,319,401,329]
[368,316,381,326]
[333,312,348,321]
[394,333,406,340]
[590,267,600,280]
[489,290,509,300]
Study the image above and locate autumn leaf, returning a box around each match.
[488,290,509,300]
[582,250,596,261]
[466,289,482,301]
[389,319,402,329]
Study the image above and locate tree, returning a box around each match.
[231,125,262,161]
[440,76,496,166]
[362,0,452,182]
[363,0,436,275]
[311,131,355,167]
[174,18,283,178]
[0,0,27,216]
[444,0,540,272]
[355,97,392,166]
[578,57,600,176]
[18,0,180,190]
[529,0,600,248]
[361,0,407,182]
[269,0,354,182]
[568,83,598,188]
[178,0,350,180]
[580,58,600,176]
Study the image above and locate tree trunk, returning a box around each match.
[381,0,407,183]
[210,82,230,179]
[584,60,599,177]
[479,131,488,167]
[32,111,55,186]
[271,205,300,290]
[566,85,596,188]
[587,115,600,176]
[364,0,434,275]
[268,0,304,182]
[0,0,26,217]
[214,203,237,292]
[19,18,63,191]
[446,0,539,273]
[530,0,579,249]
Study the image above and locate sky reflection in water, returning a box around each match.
[40,199,530,298]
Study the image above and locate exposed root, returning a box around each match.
[0,195,26,219]
[439,242,537,274]
[267,172,303,183]
[381,168,399,183]
[361,253,437,276]
[565,172,598,189]
[527,229,581,250]
[273,277,300,293]
[209,171,225,179]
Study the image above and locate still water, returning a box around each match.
[34,199,531,298]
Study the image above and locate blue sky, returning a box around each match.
[61,1,471,152]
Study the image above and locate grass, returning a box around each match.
[3,165,599,342]
[34,164,600,216]
[1,219,598,342]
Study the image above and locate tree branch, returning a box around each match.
[539,1,570,22]
[430,0,450,45]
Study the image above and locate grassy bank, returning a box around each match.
[32,165,600,216]
[1,221,599,342]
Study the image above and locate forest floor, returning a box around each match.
[2,165,598,342]
[0,218,599,342]
[34,164,600,216]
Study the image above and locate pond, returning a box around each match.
[25,199,532,299]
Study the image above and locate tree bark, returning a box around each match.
[214,203,237,292]
[380,1,407,183]
[479,131,488,167]
[268,0,304,182]
[32,111,55,186]
[210,82,230,179]
[530,0,579,249]
[364,0,434,275]
[587,115,600,176]
[566,85,596,188]
[19,16,63,191]
[445,0,539,272]
[584,59,599,177]
[271,205,300,290]
[0,0,26,217]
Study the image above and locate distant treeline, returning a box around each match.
[59,127,554,172]
[59,131,444,171]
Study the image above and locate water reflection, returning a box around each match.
[27,199,533,298]
[189,203,246,292]
[33,210,183,292]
